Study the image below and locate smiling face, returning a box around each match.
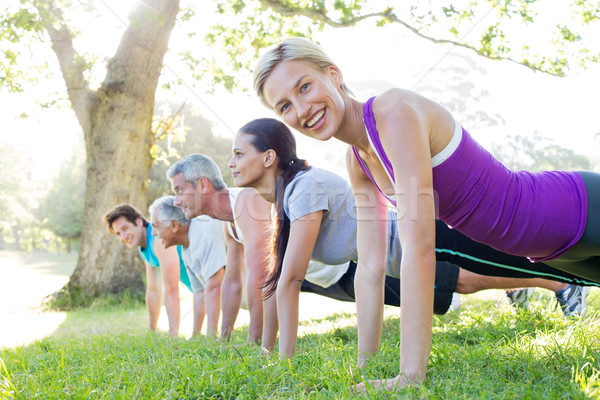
[150,212,177,248]
[170,172,203,219]
[229,133,271,189]
[111,216,146,249]
[263,60,345,141]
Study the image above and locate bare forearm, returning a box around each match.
[276,282,300,358]
[400,254,435,382]
[355,263,384,365]
[146,289,162,332]
[220,280,242,341]
[246,275,264,345]
[163,287,180,337]
[261,293,278,353]
[205,288,221,338]
[192,291,205,336]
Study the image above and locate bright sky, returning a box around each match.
[2,1,599,183]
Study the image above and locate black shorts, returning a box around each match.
[300,260,460,315]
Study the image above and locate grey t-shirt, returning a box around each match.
[181,215,227,292]
[283,167,401,278]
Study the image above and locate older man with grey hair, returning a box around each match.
[168,154,273,345]
[149,195,227,338]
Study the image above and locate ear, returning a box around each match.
[170,220,178,232]
[264,149,277,168]
[198,177,211,193]
[326,65,342,87]
[135,218,144,227]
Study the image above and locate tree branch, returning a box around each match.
[103,0,180,100]
[34,0,95,134]
[258,0,561,76]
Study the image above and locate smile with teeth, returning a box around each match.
[306,109,324,128]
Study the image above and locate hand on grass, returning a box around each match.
[351,374,411,393]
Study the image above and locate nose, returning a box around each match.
[296,99,311,120]
[173,195,182,207]
[228,156,235,169]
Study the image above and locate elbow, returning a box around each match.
[276,275,303,298]
[146,287,160,299]
[164,285,179,299]
[357,257,386,280]
[223,276,242,295]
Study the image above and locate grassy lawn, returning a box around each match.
[2,253,600,398]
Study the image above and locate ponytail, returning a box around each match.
[263,158,309,299]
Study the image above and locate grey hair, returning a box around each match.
[166,153,226,190]
[149,195,189,226]
[253,37,353,108]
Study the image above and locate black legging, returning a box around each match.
[434,220,600,286]
[543,171,600,282]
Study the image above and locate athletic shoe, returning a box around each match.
[450,292,461,311]
[556,285,590,317]
[506,288,534,309]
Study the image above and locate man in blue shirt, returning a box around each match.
[103,204,191,337]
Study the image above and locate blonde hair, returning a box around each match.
[253,37,352,108]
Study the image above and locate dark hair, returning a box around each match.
[238,118,309,299]
[103,204,148,233]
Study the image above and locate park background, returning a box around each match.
[1,0,600,398]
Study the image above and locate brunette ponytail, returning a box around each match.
[237,118,309,298]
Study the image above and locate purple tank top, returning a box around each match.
[352,97,588,262]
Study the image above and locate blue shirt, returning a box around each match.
[138,224,192,292]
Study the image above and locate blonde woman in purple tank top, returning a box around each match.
[253,37,600,391]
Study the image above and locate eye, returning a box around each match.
[279,102,291,114]
[300,82,310,92]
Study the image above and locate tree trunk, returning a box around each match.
[40,0,180,297]
[11,224,21,252]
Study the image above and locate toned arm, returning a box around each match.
[346,149,389,366]
[376,92,440,385]
[145,261,162,332]
[220,225,245,341]
[276,211,323,358]
[237,188,273,344]
[154,238,182,337]
[204,267,225,337]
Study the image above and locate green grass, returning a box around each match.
[2,291,600,398]
[2,252,600,398]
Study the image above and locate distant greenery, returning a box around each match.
[3,290,600,399]
[38,141,86,254]
[148,102,233,206]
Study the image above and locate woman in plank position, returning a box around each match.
[252,38,600,390]
[230,117,597,366]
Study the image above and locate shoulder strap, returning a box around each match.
[351,97,397,206]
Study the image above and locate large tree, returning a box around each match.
[2,0,180,297]
[2,0,598,299]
